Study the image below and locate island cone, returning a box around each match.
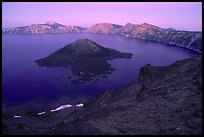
[35,39,133,83]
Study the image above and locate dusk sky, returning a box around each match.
[2,2,202,31]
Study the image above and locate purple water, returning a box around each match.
[2,33,198,107]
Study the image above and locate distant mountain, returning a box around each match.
[116,23,139,35]
[123,23,202,53]
[166,28,176,31]
[2,21,202,53]
[45,21,64,27]
[35,39,132,83]
[2,21,83,34]
[83,23,123,34]
[83,22,202,53]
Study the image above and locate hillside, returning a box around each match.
[50,55,202,135]
[3,55,202,135]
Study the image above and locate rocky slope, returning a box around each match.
[49,55,202,135]
[119,23,202,53]
[114,23,139,34]
[85,22,202,53]
[3,56,202,135]
[35,39,132,83]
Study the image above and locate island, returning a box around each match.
[35,39,133,83]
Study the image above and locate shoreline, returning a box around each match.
[2,55,202,135]
[2,32,202,54]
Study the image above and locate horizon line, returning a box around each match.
[2,21,202,32]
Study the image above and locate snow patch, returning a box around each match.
[89,73,94,76]
[14,115,22,118]
[51,104,72,112]
[38,112,46,115]
[76,103,84,107]
[79,72,86,75]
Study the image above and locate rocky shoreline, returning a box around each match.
[3,56,202,135]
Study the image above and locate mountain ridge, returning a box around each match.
[2,21,202,53]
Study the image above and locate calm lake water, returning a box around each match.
[2,33,198,107]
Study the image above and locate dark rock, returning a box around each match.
[17,123,25,129]
[71,79,84,85]
[2,123,9,131]
[24,105,38,117]
[94,79,99,83]
[102,75,108,78]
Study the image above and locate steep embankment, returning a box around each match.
[50,56,202,135]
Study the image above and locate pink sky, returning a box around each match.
[2,2,202,31]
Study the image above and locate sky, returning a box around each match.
[2,2,202,31]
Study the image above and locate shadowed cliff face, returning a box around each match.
[3,56,202,135]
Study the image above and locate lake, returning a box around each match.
[2,33,198,108]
